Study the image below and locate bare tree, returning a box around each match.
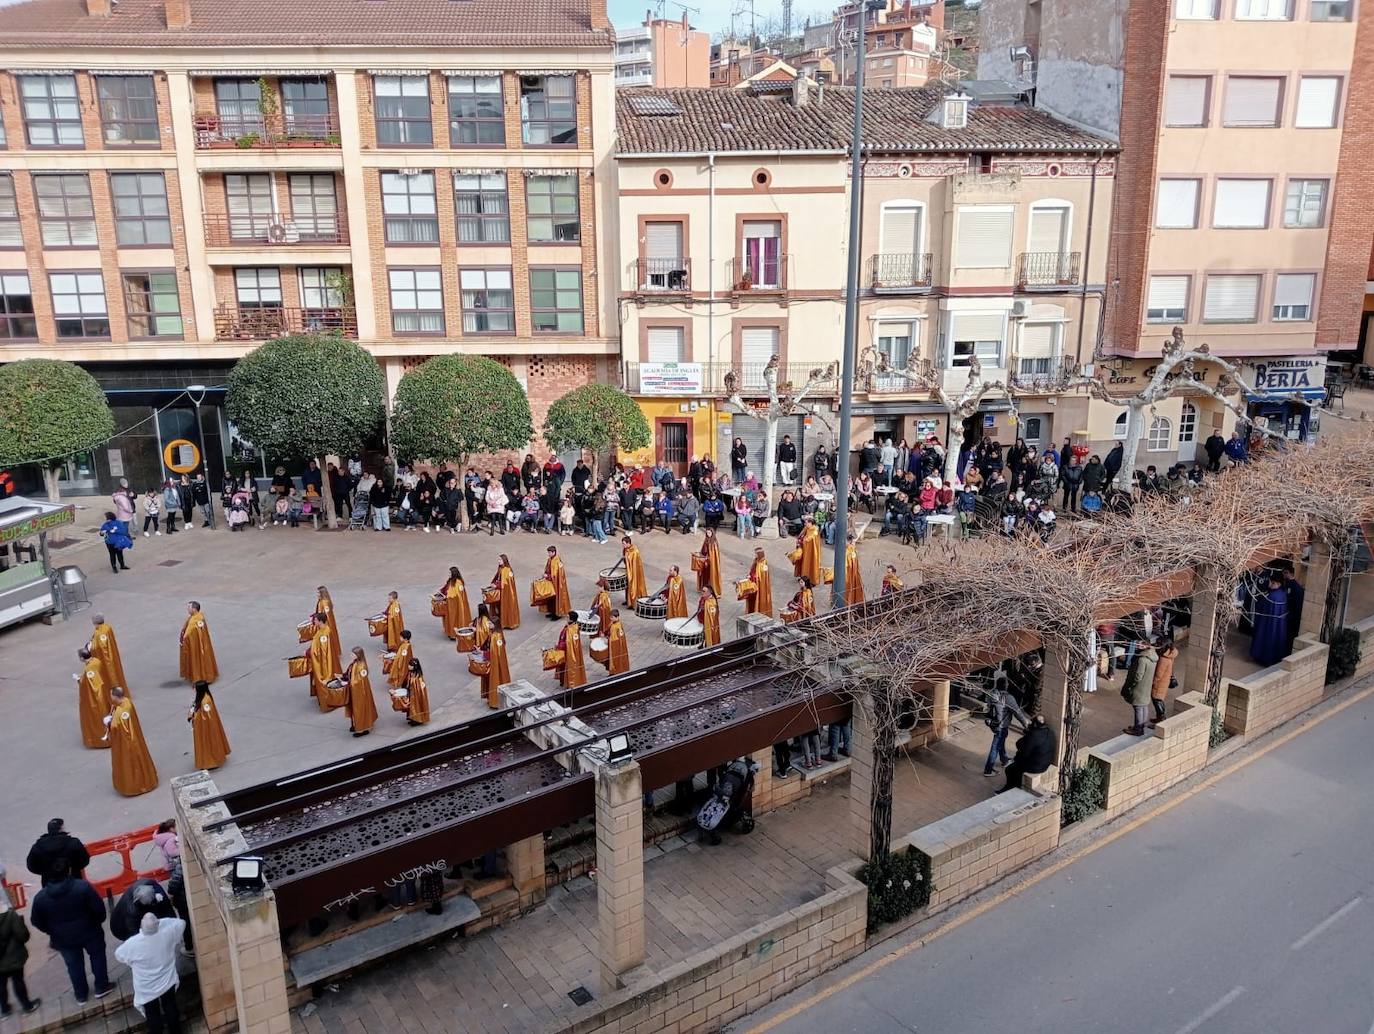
[723,354,836,502]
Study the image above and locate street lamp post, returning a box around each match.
[829,1,882,609]
[188,383,215,530]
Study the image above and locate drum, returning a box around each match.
[599,567,628,593]
[296,621,314,644]
[389,687,409,711]
[430,592,447,618]
[483,585,502,606]
[542,648,565,671]
[381,650,396,674]
[787,547,803,564]
[589,637,610,664]
[735,579,757,601]
[468,650,490,676]
[287,656,309,679]
[782,608,803,625]
[574,609,602,634]
[821,567,835,585]
[366,614,388,637]
[635,596,668,619]
[690,553,708,574]
[454,627,477,653]
[531,578,556,604]
[663,617,705,649]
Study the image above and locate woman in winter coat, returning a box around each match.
[0,874,40,1017]
[1151,639,1179,724]
[1081,454,1107,494]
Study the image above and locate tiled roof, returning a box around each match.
[0,0,613,49]
[616,86,1116,156]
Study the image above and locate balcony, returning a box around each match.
[869,252,934,293]
[727,254,789,296]
[204,214,348,248]
[632,257,691,296]
[1017,251,1081,290]
[193,112,341,149]
[623,360,838,396]
[1010,354,1080,393]
[214,305,357,341]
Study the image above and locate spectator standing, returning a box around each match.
[111,480,136,537]
[879,438,898,484]
[1060,454,1084,512]
[115,914,186,1034]
[730,437,748,482]
[776,434,798,485]
[161,480,181,534]
[191,474,213,528]
[542,455,566,495]
[1151,638,1179,725]
[1204,432,1226,473]
[26,819,89,887]
[1121,639,1158,736]
[328,463,350,528]
[983,685,1026,777]
[0,874,40,1017]
[1102,443,1124,488]
[142,490,162,538]
[98,512,133,573]
[369,478,391,531]
[29,859,112,1004]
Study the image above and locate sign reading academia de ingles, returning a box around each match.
[639,362,704,396]
[0,506,75,545]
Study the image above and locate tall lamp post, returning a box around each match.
[188,383,215,530]
[829,0,882,609]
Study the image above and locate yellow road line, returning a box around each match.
[745,681,1374,1033]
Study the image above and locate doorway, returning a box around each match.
[656,418,691,478]
[1177,402,1198,462]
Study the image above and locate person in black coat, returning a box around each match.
[1103,442,1124,487]
[26,820,89,888]
[1203,432,1226,473]
[571,461,592,497]
[29,861,111,1003]
[499,462,522,501]
[1001,715,1057,792]
[108,879,176,942]
[730,438,748,481]
[1081,455,1107,494]
[191,474,213,527]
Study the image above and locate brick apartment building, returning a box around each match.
[0,0,616,493]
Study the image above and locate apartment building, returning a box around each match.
[614,14,710,90]
[614,81,1114,475]
[831,0,945,85]
[0,0,615,494]
[980,0,1374,466]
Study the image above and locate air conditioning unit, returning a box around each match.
[1012,299,1032,318]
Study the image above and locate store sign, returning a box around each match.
[0,505,75,544]
[639,362,703,396]
[1244,355,1327,400]
[1103,359,1214,389]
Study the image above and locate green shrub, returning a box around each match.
[1326,627,1361,684]
[856,848,930,932]
[1209,707,1230,748]
[1059,763,1105,827]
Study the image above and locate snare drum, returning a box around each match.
[787,547,803,564]
[542,648,565,671]
[468,650,490,676]
[690,553,708,574]
[531,578,556,604]
[296,620,314,643]
[821,566,835,585]
[574,609,602,634]
[589,637,610,664]
[287,655,309,679]
[663,617,705,649]
[635,595,668,619]
[599,567,628,593]
[430,594,447,618]
[366,614,388,637]
[381,650,397,674]
[735,579,757,601]
[454,626,477,653]
[483,585,502,606]
[782,608,803,625]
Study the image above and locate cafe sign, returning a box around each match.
[638,362,704,396]
[0,505,75,544]
[1102,358,1215,390]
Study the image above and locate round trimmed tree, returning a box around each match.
[225,335,385,522]
[542,383,651,475]
[391,355,534,467]
[0,359,114,500]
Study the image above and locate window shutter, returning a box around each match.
[1027,207,1068,253]
[1295,77,1339,128]
[1224,77,1281,126]
[1204,276,1260,321]
[1165,76,1208,126]
[644,222,683,261]
[740,327,779,365]
[742,220,779,240]
[646,326,685,363]
[1213,180,1269,228]
[1018,322,1057,358]
[1148,276,1188,311]
[880,206,920,253]
[955,208,1013,268]
[1273,273,1313,308]
[1156,180,1199,228]
[953,313,1005,343]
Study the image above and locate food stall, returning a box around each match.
[0,495,77,630]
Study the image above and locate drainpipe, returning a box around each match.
[707,153,717,379]
[1075,150,1104,366]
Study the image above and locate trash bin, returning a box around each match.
[54,565,90,610]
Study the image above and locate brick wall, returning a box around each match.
[1222,634,1328,739]
[1086,692,1210,817]
[1352,613,1374,682]
[547,864,867,1034]
[905,787,1061,909]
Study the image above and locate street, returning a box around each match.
[747,686,1374,1034]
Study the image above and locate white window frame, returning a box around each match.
[1156,179,1201,229]
[1174,0,1217,17]
[1271,272,1315,322]
[1164,75,1211,128]
[1179,402,1197,444]
[1027,199,1073,255]
[947,311,1006,369]
[1113,411,1129,440]
[1202,274,1262,324]
[1234,0,1291,19]
[1147,417,1172,453]
[1016,320,1064,376]
[1223,76,1284,128]
[1212,179,1272,230]
[1283,179,1328,228]
[877,199,926,259]
[1294,76,1341,129]
[953,205,1014,269]
[1146,275,1190,323]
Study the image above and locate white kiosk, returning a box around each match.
[0,496,77,630]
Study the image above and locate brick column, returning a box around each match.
[750,747,775,813]
[1300,539,1331,638]
[594,760,645,991]
[1040,644,1071,768]
[507,834,547,906]
[224,890,292,1034]
[174,774,235,1032]
[1181,566,1225,715]
[846,698,876,859]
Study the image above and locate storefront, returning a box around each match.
[623,362,717,477]
[1242,355,1326,442]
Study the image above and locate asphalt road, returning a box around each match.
[745,687,1374,1034]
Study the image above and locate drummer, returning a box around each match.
[745,547,773,617]
[655,564,689,619]
[881,564,904,596]
[400,658,430,726]
[306,612,342,712]
[536,545,572,622]
[785,577,816,622]
[621,535,647,607]
[387,629,414,690]
[843,533,865,607]
[696,586,722,647]
[793,517,823,586]
[696,527,723,597]
[554,613,588,689]
[381,591,404,651]
[489,554,521,630]
[590,577,614,638]
[314,586,342,670]
[473,603,496,651]
[437,567,472,640]
[480,624,511,708]
[605,609,630,675]
[344,646,378,737]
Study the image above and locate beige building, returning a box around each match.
[615,81,1115,476]
[0,0,616,493]
[614,14,711,89]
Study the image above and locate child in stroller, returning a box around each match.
[227,489,251,531]
[695,758,759,845]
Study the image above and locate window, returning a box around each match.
[1147,417,1172,453]
[1283,179,1328,228]
[453,173,509,243]
[280,78,331,138]
[1113,411,1129,440]
[1272,273,1315,321]
[949,313,1004,368]
[643,221,686,289]
[299,267,345,310]
[1165,76,1210,127]
[0,175,20,249]
[954,206,1014,268]
[879,202,923,256]
[742,220,782,288]
[875,322,914,385]
[448,76,505,146]
[519,75,576,146]
[525,174,580,243]
[1179,402,1197,444]
[1235,0,1290,18]
[224,173,274,240]
[374,76,432,146]
[1027,204,1070,254]
[287,174,339,240]
[381,172,439,243]
[234,268,282,309]
[1173,0,1216,16]
[122,272,182,338]
[110,173,171,246]
[1310,0,1353,20]
[1213,179,1270,228]
[214,78,264,136]
[1294,76,1340,128]
[0,274,37,339]
[1223,77,1283,127]
[20,75,83,146]
[1147,275,1190,322]
[1156,179,1201,228]
[1017,322,1062,375]
[34,174,97,247]
[389,268,444,334]
[459,268,514,333]
[96,76,158,145]
[1203,274,1261,322]
[530,268,584,333]
[646,326,686,363]
[50,272,109,337]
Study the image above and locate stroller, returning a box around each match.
[227,490,251,531]
[347,493,370,531]
[696,758,758,845]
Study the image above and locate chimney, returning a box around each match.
[164,0,190,28]
[588,0,610,31]
[792,74,812,108]
[85,0,112,15]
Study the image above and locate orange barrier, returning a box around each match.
[85,824,170,902]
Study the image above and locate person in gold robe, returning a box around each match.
[537,546,573,621]
[188,682,231,771]
[438,567,472,640]
[881,564,904,596]
[843,534,865,607]
[605,610,630,675]
[76,647,111,749]
[554,614,588,689]
[105,688,158,797]
[745,548,773,617]
[315,587,343,671]
[88,613,128,696]
[482,628,511,709]
[403,659,430,725]
[491,555,521,630]
[621,536,647,607]
[696,587,722,647]
[590,578,614,638]
[307,613,343,711]
[382,592,404,651]
[178,602,219,686]
[696,528,723,597]
[657,565,689,619]
[387,630,414,690]
[473,604,496,650]
[784,578,816,622]
[793,519,822,586]
[345,647,379,737]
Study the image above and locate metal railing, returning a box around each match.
[632,257,692,294]
[213,305,357,340]
[727,253,789,293]
[1010,354,1080,392]
[1017,251,1081,288]
[623,360,837,396]
[203,214,348,247]
[869,252,934,291]
[193,112,341,149]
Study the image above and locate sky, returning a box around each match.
[609,0,760,36]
